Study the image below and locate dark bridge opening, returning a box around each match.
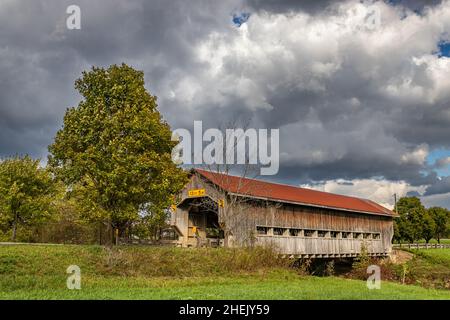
[184,197,223,246]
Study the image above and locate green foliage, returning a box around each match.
[394,197,427,243]
[37,197,109,244]
[48,64,187,236]
[421,210,436,243]
[352,242,370,270]
[324,260,335,276]
[129,208,170,240]
[205,227,221,238]
[400,249,450,289]
[394,197,450,244]
[0,155,56,241]
[428,207,450,243]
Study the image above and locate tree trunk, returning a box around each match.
[105,221,114,247]
[223,230,230,247]
[11,221,17,242]
[98,225,102,245]
[11,212,18,242]
[110,223,114,246]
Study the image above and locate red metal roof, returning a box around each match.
[195,169,395,217]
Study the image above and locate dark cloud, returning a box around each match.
[424,176,450,195]
[246,0,337,15]
[0,0,238,158]
[385,0,443,12]
[246,0,443,15]
[406,190,421,197]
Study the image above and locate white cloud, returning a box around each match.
[302,178,427,209]
[400,143,429,165]
[187,0,450,113]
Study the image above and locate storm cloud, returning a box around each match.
[1,0,450,207]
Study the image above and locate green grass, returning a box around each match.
[394,248,450,290]
[416,239,450,244]
[2,271,450,300]
[1,244,450,300]
[0,244,288,277]
[411,248,450,265]
[396,239,450,244]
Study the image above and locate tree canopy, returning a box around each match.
[394,196,450,243]
[428,206,450,243]
[0,155,56,241]
[395,197,426,242]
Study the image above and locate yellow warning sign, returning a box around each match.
[188,189,206,197]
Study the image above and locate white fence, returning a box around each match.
[393,243,450,249]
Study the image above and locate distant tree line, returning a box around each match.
[394,197,450,243]
[0,64,187,244]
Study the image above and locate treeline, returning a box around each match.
[0,156,162,244]
[394,197,450,244]
[0,64,187,244]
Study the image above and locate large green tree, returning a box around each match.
[428,207,450,243]
[48,64,187,242]
[0,156,55,241]
[421,211,436,243]
[394,197,427,243]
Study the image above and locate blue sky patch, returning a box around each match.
[385,0,425,15]
[427,148,450,176]
[232,12,250,27]
[438,41,450,57]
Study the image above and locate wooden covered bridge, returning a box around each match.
[168,169,397,258]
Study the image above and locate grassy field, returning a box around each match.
[416,239,450,244]
[411,248,450,265]
[1,244,449,300]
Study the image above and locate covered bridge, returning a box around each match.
[169,169,397,258]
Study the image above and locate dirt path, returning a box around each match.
[390,249,414,264]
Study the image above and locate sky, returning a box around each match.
[1,0,450,209]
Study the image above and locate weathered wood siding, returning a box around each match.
[254,203,392,255]
[172,174,394,256]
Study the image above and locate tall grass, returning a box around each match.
[0,244,289,279]
[102,245,290,277]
